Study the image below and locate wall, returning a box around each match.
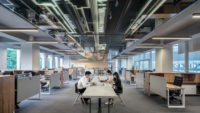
[156,45,173,72]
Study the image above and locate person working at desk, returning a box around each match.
[78,71,92,104]
[106,70,113,84]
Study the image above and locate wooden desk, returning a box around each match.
[82,85,117,113]
[166,83,185,108]
[0,75,15,113]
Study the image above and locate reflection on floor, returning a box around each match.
[16,80,200,113]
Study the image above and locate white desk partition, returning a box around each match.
[17,76,40,103]
[150,75,167,98]
[50,73,60,88]
[136,72,144,88]
[63,71,69,82]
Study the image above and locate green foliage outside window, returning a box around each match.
[7,48,17,70]
[40,56,42,69]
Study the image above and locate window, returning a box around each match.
[7,48,17,70]
[173,44,185,72]
[189,51,200,72]
[48,55,53,69]
[40,53,45,69]
[132,50,156,70]
[60,58,63,67]
[55,57,58,68]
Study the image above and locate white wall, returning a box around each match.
[156,45,173,72]
[0,46,7,71]
[21,44,40,70]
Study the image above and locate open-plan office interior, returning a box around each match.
[1,0,200,113]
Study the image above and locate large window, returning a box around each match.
[133,50,156,70]
[189,51,200,72]
[173,44,185,72]
[48,55,53,69]
[60,58,63,67]
[7,48,17,70]
[40,53,45,69]
[55,57,58,68]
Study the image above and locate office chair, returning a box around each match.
[169,76,183,104]
[114,84,125,105]
[73,82,85,105]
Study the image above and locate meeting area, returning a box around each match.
[1,0,200,113]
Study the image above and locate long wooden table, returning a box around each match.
[82,83,117,113]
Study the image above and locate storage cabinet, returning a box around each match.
[0,75,15,113]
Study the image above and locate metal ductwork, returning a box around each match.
[123,0,200,53]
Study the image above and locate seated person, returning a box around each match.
[106,70,114,84]
[113,72,123,94]
[78,71,92,104]
[106,72,123,105]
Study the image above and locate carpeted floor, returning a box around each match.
[15,81,200,113]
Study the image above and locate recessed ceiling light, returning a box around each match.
[152,37,192,40]
[27,41,58,44]
[136,45,163,49]
[0,28,38,32]
[125,38,139,41]
[192,13,200,19]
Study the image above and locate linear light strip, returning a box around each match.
[192,13,200,19]
[125,0,152,33]
[0,28,38,32]
[152,37,192,40]
[130,0,166,35]
[136,45,163,49]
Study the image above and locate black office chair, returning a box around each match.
[169,76,183,104]
[73,82,85,104]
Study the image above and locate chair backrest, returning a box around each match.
[75,82,79,93]
[173,76,183,86]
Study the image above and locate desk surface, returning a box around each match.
[82,85,117,98]
[166,83,184,89]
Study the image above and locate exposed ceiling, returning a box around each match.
[0,0,198,60]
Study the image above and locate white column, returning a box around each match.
[63,55,70,68]
[185,41,189,73]
[156,45,173,72]
[0,46,7,71]
[20,43,40,70]
[16,49,21,70]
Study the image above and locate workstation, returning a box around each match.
[1,0,200,113]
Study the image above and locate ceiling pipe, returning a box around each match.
[122,0,200,54]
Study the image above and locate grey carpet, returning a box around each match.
[16,81,200,113]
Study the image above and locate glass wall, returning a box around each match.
[173,44,185,72]
[55,57,58,68]
[7,48,17,70]
[48,55,53,69]
[133,49,156,70]
[40,53,45,69]
[189,51,200,72]
[60,58,63,67]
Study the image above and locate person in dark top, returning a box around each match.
[106,72,123,105]
[113,72,123,94]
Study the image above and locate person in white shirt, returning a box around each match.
[78,71,91,104]
[106,70,113,84]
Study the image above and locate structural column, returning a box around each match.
[63,55,70,68]
[156,45,173,72]
[184,40,189,73]
[20,43,40,70]
[0,46,7,71]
